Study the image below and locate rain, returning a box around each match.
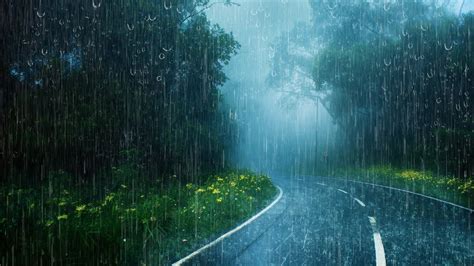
[0,0,473,265]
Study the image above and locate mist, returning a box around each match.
[207,0,337,175]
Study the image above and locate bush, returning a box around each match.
[0,167,277,265]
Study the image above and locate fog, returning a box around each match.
[206,0,474,177]
[207,1,337,175]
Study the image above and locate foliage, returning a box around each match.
[312,8,473,176]
[0,166,277,265]
[269,0,473,178]
[0,0,240,181]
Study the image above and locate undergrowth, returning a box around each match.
[0,167,277,265]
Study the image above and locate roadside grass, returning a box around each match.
[327,165,474,209]
[0,167,277,265]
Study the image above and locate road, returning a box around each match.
[182,175,474,265]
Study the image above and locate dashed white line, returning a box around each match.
[368,216,386,266]
[354,198,366,207]
[337,188,348,194]
[172,186,283,266]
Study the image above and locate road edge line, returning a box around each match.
[172,185,284,266]
[346,179,474,212]
[297,175,474,212]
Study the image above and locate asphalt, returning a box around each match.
[180,175,474,265]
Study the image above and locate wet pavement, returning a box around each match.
[182,175,474,265]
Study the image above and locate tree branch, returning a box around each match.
[179,1,241,25]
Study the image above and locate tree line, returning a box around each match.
[270,0,473,178]
[0,0,240,184]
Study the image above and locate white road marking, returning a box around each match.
[354,198,366,207]
[368,216,386,266]
[298,175,473,213]
[337,188,348,194]
[172,186,284,266]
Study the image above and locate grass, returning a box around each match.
[326,165,474,209]
[0,166,277,265]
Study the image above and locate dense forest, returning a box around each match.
[269,0,473,178]
[0,1,271,264]
[1,0,473,265]
[0,0,239,183]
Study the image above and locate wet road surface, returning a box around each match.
[182,175,474,265]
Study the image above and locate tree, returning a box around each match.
[0,0,240,182]
[269,0,473,177]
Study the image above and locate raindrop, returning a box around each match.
[92,0,101,9]
[427,70,434,79]
[36,11,46,18]
[402,29,409,37]
[408,43,413,49]
[41,48,48,56]
[129,68,136,76]
[456,104,461,111]
[164,1,172,10]
[250,9,258,16]
[27,60,34,67]
[444,43,453,51]
[127,23,134,31]
[163,47,173,52]
[156,75,162,82]
[146,15,157,22]
[383,2,390,11]
[420,24,428,32]
[327,2,337,10]
[159,53,166,60]
[436,98,442,104]
[384,58,392,67]
[59,19,64,26]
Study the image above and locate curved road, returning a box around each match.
[182,175,474,265]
